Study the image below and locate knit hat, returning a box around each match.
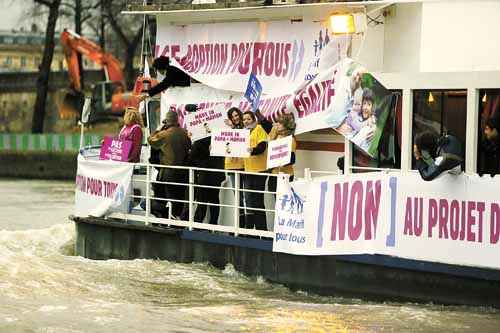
[163,111,178,126]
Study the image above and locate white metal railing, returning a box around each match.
[109,162,281,239]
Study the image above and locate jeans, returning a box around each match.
[242,173,267,231]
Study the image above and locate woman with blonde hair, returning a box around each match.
[119,107,144,163]
[268,113,297,194]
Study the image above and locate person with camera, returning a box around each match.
[413,131,464,181]
[147,110,191,218]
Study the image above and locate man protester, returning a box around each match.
[479,116,500,176]
[413,131,464,181]
[147,110,191,218]
[140,56,190,100]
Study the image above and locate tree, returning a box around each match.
[104,0,143,90]
[31,0,61,133]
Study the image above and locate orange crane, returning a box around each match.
[60,29,154,122]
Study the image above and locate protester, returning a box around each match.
[242,111,268,231]
[413,131,464,181]
[140,56,190,99]
[147,110,191,218]
[267,113,297,194]
[187,136,225,224]
[479,116,500,176]
[118,107,144,163]
[224,107,246,225]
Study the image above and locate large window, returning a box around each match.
[477,89,500,175]
[412,90,467,169]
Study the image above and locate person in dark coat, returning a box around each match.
[189,136,226,224]
[147,111,191,218]
[479,116,500,176]
[140,56,190,99]
[413,131,464,181]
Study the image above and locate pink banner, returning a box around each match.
[99,136,132,162]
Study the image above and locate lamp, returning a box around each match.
[428,92,434,103]
[482,92,487,103]
[330,14,355,34]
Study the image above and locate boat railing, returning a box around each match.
[108,162,281,239]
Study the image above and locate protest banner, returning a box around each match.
[162,59,394,157]
[210,128,250,158]
[267,136,293,169]
[184,105,228,142]
[156,18,350,95]
[75,155,133,217]
[99,136,132,162]
[272,173,500,270]
[244,73,262,112]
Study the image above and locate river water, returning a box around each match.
[1,179,499,332]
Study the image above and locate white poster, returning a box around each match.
[156,18,350,95]
[267,135,293,169]
[272,173,500,270]
[184,105,228,142]
[75,154,133,217]
[210,128,250,158]
[273,177,311,255]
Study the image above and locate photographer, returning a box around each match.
[147,111,191,218]
[413,131,464,181]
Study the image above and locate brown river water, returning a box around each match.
[0,179,499,332]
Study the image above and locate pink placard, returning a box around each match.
[99,136,133,162]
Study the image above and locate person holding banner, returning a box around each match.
[413,131,464,181]
[242,111,269,231]
[139,56,190,100]
[267,114,297,194]
[118,107,144,163]
[224,107,246,225]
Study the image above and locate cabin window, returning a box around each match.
[477,89,500,176]
[412,90,467,169]
[352,91,402,172]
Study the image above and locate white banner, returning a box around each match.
[210,128,250,158]
[273,173,500,270]
[156,18,349,95]
[267,136,293,169]
[184,105,228,142]
[75,155,133,217]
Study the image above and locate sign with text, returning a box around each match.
[156,18,350,95]
[267,136,293,169]
[99,136,132,162]
[272,173,500,270]
[184,105,227,142]
[210,128,250,158]
[244,73,262,112]
[75,154,133,217]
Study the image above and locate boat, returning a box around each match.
[71,0,500,307]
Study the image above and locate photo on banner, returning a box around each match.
[210,128,250,158]
[184,104,228,142]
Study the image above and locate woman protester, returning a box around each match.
[267,113,297,194]
[242,111,269,231]
[119,107,144,163]
[224,107,246,226]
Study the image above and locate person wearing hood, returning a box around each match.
[267,113,297,194]
[147,110,191,218]
[413,131,464,181]
[479,116,500,176]
[140,56,190,100]
[242,111,269,231]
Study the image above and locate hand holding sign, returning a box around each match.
[210,128,250,158]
